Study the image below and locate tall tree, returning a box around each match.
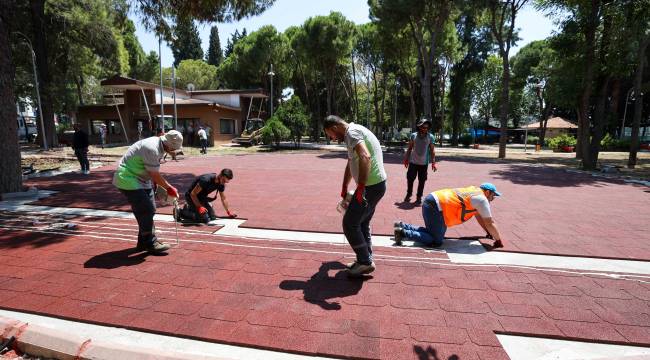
[449,3,492,146]
[162,59,218,90]
[292,12,355,122]
[170,17,204,67]
[122,19,146,79]
[224,28,247,58]
[206,25,223,67]
[0,0,21,193]
[370,0,454,130]
[627,1,650,168]
[488,0,528,158]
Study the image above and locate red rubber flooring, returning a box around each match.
[26,152,650,260]
[1,214,649,359]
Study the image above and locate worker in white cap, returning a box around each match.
[394,183,504,249]
[113,130,183,253]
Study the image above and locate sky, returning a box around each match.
[131,0,558,68]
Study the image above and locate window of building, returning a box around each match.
[220,118,235,134]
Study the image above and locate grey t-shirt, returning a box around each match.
[409,132,434,165]
[470,194,492,218]
[344,123,387,186]
[112,136,165,190]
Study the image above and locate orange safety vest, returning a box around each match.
[433,186,483,227]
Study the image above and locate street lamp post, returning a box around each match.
[158,35,165,131]
[267,64,275,118]
[620,88,634,140]
[13,31,47,150]
[166,67,179,130]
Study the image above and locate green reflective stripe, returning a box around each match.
[363,137,383,186]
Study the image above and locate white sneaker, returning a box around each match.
[347,262,376,277]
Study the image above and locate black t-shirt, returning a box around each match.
[185,173,225,200]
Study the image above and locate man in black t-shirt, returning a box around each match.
[176,168,237,223]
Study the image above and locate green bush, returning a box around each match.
[547,134,577,149]
[600,133,630,151]
[260,118,290,148]
[459,134,473,147]
[526,136,539,145]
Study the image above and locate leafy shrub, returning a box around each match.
[260,118,290,148]
[600,133,630,151]
[547,134,577,149]
[526,136,539,145]
[459,134,473,147]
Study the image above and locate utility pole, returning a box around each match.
[13,32,47,150]
[158,35,165,131]
[268,64,275,118]
[167,67,180,130]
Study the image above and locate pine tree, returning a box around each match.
[170,17,204,67]
[206,25,223,67]
[224,28,247,58]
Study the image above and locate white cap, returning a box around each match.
[161,130,183,151]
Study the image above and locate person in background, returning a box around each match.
[197,126,208,154]
[403,118,437,205]
[72,123,90,175]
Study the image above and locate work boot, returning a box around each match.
[403,194,411,203]
[394,227,404,246]
[347,262,376,277]
[393,221,404,229]
[146,240,171,253]
[414,197,422,206]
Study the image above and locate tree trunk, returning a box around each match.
[0,0,22,193]
[628,34,649,168]
[407,77,417,130]
[498,54,510,158]
[30,0,57,148]
[577,0,601,162]
[76,75,84,106]
[585,76,611,170]
[351,54,359,122]
[449,68,466,147]
[539,102,552,146]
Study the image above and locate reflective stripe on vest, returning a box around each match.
[433,186,482,227]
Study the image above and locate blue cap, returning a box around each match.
[480,183,501,196]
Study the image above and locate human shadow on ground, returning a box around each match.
[488,163,631,188]
[279,261,370,310]
[394,201,418,210]
[84,247,156,269]
[413,345,459,360]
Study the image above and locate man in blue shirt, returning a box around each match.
[403,118,437,205]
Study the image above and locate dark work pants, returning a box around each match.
[120,188,157,246]
[182,194,215,223]
[342,181,386,265]
[74,148,90,172]
[406,163,428,199]
[200,139,208,154]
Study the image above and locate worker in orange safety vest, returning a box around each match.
[394,183,504,249]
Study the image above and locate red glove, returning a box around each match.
[432,162,437,172]
[403,158,409,168]
[198,206,207,215]
[355,183,366,204]
[227,210,237,218]
[341,189,347,198]
[166,186,178,198]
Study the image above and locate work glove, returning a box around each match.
[198,206,208,215]
[432,162,437,172]
[355,183,366,204]
[492,240,504,249]
[341,189,347,199]
[403,158,409,168]
[166,186,179,198]
[227,210,237,218]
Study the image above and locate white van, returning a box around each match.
[17,115,38,142]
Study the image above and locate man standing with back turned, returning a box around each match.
[323,115,387,277]
[113,130,183,253]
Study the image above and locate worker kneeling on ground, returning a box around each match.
[394,183,504,249]
[113,130,183,253]
[176,168,237,223]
